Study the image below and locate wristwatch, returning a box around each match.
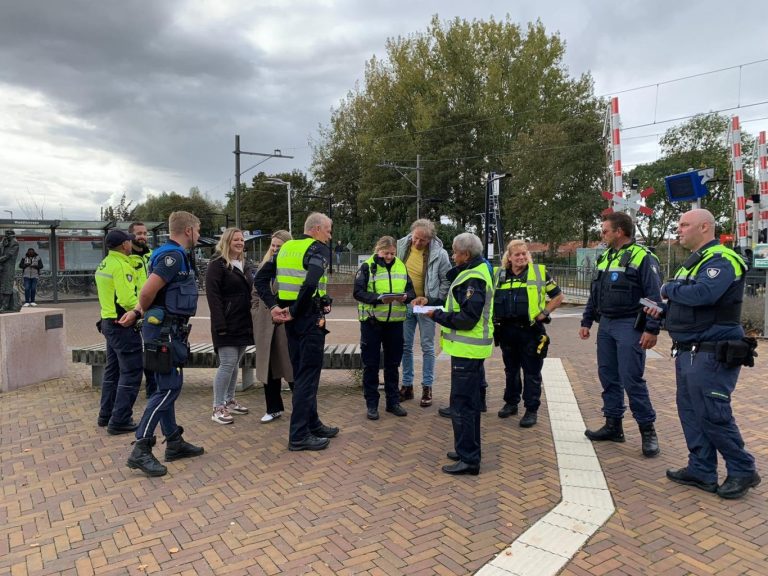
[541,309,550,318]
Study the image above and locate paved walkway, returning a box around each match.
[0,303,765,575]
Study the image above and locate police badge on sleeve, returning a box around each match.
[706,268,720,279]
[165,255,176,267]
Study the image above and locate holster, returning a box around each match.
[144,339,173,374]
[715,337,758,368]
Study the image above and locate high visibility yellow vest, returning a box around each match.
[357,256,408,322]
[95,250,139,318]
[129,248,151,289]
[275,237,327,301]
[494,263,548,324]
[440,262,494,359]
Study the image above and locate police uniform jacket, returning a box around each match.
[662,239,746,344]
[95,250,139,319]
[428,255,489,332]
[205,256,255,350]
[581,241,662,334]
[353,255,417,318]
[129,245,151,289]
[254,235,331,329]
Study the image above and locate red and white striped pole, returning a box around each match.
[758,131,768,237]
[610,97,623,204]
[731,116,748,250]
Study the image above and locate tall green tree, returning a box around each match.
[312,15,606,250]
[132,187,224,235]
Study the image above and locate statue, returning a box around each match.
[0,230,21,313]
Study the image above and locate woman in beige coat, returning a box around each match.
[251,230,294,423]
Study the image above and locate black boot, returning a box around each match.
[585,417,625,442]
[164,426,204,462]
[639,423,660,457]
[126,437,167,477]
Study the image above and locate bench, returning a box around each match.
[72,343,364,389]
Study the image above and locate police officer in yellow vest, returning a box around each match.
[95,229,143,435]
[255,212,340,452]
[494,239,564,428]
[128,221,156,398]
[354,236,416,420]
[579,211,663,458]
[646,209,760,499]
[415,233,493,475]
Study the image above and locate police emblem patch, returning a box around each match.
[706,267,720,279]
[465,286,475,299]
[164,255,176,267]
[610,272,619,282]
[126,274,133,282]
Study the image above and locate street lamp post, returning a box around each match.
[266,178,292,235]
[3,210,12,220]
[233,135,294,229]
[484,172,511,260]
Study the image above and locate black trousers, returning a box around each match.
[285,315,325,442]
[360,319,404,409]
[450,357,483,466]
[499,322,546,411]
[264,365,285,414]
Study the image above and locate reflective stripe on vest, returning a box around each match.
[358,256,408,322]
[440,262,494,359]
[275,237,327,301]
[674,244,746,281]
[494,263,548,323]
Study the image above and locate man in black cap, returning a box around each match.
[94,229,143,434]
[0,229,20,312]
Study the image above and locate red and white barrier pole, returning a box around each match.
[731,116,748,250]
[758,131,768,237]
[610,97,623,203]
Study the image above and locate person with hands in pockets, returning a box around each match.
[646,208,760,500]
[412,233,493,476]
[354,235,416,421]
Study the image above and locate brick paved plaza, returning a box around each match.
[1,302,766,575]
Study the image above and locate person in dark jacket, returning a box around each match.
[353,235,416,420]
[19,247,44,306]
[206,228,255,425]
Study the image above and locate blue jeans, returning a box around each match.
[213,346,246,407]
[402,308,436,388]
[23,277,38,303]
[596,316,656,424]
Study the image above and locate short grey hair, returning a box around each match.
[452,233,483,258]
[304,212,330,233]
[410,218,435,239]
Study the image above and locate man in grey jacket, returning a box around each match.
[396,219,451,407]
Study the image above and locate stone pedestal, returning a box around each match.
[0,308,67,392]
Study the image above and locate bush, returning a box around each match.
[741,294,765,336]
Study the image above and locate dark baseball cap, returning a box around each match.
[105,229,135,248]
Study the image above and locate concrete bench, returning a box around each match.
[72,343,363,389]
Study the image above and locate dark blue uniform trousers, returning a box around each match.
[98,321,142,427]
[676,350,756,483]
[596,316,656,424]
[450,357,483,466]
[360,319,404,410]
[135,327,189,440]
[286,317,325,442]
[499,323,545,411]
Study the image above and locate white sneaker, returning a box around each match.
[260,412,282,423]
[226,399,249,415]
[22,303,30,307]
[30,303,38,307]
[212,405,234,424]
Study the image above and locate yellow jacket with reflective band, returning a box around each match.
[275,237,327,301]
[128,248,151,289]
[440,261,494,359]
[357,256,408,322]
[494,263,548,324]
[95,250,139,318]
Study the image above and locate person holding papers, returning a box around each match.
[354,236,416,420]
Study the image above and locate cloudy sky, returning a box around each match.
[1,0,766,221]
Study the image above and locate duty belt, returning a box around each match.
[671,341,718,359]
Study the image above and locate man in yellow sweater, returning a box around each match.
[396,219,451,407]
